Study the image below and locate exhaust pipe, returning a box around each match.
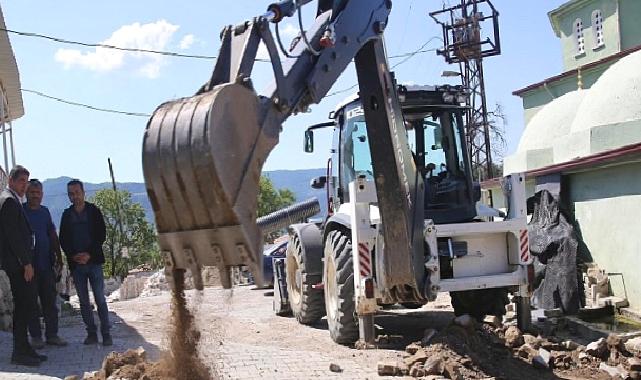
[257,198,321,236]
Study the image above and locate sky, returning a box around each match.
[2,0,568,183]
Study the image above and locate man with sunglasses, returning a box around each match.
[23,179,67,348]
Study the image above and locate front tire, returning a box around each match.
[324,230,358,345]
[286,233,325,325]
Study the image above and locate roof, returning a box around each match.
[512,44,641,97]
[0,5,24,122]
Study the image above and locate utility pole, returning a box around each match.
[430,0,501,181]
[108,158,127,277]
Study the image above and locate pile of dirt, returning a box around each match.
[379,315,641,379]
[78,269,215,380]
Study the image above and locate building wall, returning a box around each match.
[568,161,641,308]
[554,0,620,71]
[619,0,641,50]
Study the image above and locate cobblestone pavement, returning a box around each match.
[0,286,456,379]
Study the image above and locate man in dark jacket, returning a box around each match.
[59,179,111,346]
[0,166,47,366]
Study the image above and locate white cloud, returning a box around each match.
[54,20,180,79]
[179,34,195,50]
[280,23,298,39]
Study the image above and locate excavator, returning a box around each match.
[142,0,533,346]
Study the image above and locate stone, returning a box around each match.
[329,363,342,373]
[586,337,609,359]
[425,376,447,380]
[64,376,80,380]
[406,342,421,354]
[630,371,641,380]
[625,337,641,356]
[517,344,538,360]
[629,358,641,371]
[404,350,429,367]
[453,314,475,329]
[562,340,579,351]
[523,334,543,349]
[443,362,463,380]
[578,352,591,365]
[544,308,563,318]
[377,361,400,376]
[483,315,502,328]
[532,348,551,369]
[599,362,623,378]
[504,325,524,348]
[409,363,425,377]
[423,355,445,376]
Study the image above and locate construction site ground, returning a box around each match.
[0,284,635,379]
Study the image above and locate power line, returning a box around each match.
[21,89,152,117]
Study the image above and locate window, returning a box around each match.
[574,18,585,55]
[592,10,605,49]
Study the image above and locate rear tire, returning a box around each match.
[286,233,325,325]
[324,230,358,345]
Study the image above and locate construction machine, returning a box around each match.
[142,0,533,345]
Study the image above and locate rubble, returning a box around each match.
[329,363,342,373]
[532,348,551,369]
[626,336,641,357]
[586,337,609,359]
[504,326,524,348]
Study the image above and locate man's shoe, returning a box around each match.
[28,351,47,362]
[30,337,45,349]
[11,353,41,367]
[102,333,113,346]
[84,333,99,345]
[46,336,68,346]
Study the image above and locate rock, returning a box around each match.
[453,314,476,329]
[579,352,591,365]
[552,353,573,370]
[630,371,641,380]
[483,315,502,328]
[625,337,641,357]
[562,340,579,351]
[406,342,421,354]
[421,329,437,345]
[599,362,624,378]
[532,348,551,369]
[423,355,445,376]
[544,308,563,318]
[64,376,80,380]
[409,363,425,377]
[517,344,538,360]
[329,363,342,373]
[443,362,463,380]
[523,334,543,349]
[629,358,641,371]
[586,337,609,359]
[425,376,447,380]
[377,361,400,376]
[404,350,429,367]
[504,326,524,348]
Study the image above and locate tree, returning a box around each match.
[257,176,296,243]
[257,176,295,217]
[91,189,161,278]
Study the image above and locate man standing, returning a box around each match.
[23,179,68,348]
[0,166,46,366]
[59,179,112,346]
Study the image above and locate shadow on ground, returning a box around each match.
[0,309,160,379]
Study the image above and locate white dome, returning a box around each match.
[571,50,641,132]
[517,90,587,152]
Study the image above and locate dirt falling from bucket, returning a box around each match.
[167,269,214,380]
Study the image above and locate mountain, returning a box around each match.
[41,169,327,228]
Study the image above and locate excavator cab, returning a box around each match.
[319,85,477,224]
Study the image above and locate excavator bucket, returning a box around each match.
[142,82,278,289]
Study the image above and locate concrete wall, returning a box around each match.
[568,161,641,309]
[552,0,620,71]
[619,0,641,50]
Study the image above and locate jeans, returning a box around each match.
[6,269,38,355]
[72,264,110,335]
[28,269,59,340]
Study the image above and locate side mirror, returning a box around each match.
[304,129,314,153]
[310,176,327,189]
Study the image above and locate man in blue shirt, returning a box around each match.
[23,179,67,348]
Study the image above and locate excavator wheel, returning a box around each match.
[450,288,509,322]
[286,233,325,325]
[324,229,358,345]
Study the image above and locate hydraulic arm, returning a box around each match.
[142,0,424,292]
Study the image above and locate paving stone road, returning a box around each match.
[0,285,456,379]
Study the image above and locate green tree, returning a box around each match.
[257,176,295,217]
[91,189,161,278]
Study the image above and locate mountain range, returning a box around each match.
[41,169,327,228]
